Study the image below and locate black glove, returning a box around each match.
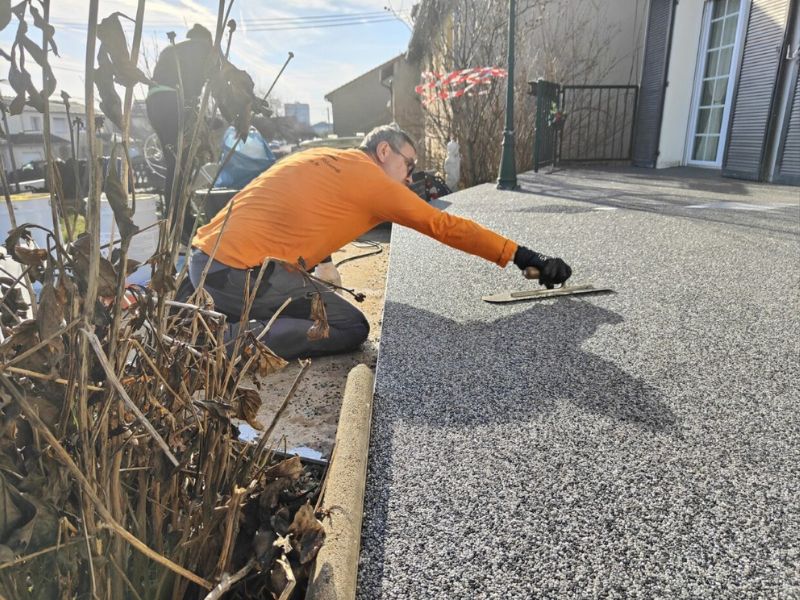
[513,246,572,289]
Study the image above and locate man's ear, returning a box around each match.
[375,140,391,163]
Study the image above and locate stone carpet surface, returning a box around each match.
[359,167,800,599]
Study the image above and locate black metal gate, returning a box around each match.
[530,79,561,172]
[559,85,638,163]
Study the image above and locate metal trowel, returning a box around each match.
[482,267,614,304]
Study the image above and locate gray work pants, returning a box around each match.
[188,250,369,360]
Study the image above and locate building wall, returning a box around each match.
[284,102,311,126]
[326,63,393,137]
[1,100,89,170]
[656,1,706,168]
[392,59,424,159]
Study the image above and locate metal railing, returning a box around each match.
[559,85,638,163]
[530,79,561,172]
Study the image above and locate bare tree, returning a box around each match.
[411,0,625,187]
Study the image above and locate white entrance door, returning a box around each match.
[686,0,748,167]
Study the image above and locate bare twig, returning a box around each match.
[0,538,86,571]
[203,558,257,600]
[82,330,179,467]
[2,365,103,392]
[0,376,213,590]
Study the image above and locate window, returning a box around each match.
[688,0,744,165]
[27,115,41,132]
[52,117,68,135]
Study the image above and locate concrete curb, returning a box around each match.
[306,364,375,600]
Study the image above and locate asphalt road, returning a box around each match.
[1,193,160,264]
[359,167,800,599]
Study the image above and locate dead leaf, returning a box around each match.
[94,51,123,129]
[12,245,47,269]
[307,320,329,341]
[103,154,138,240]
[9,1,24,22]
[6,59,28,114]
[0,473,24,540]
[243,338,288,377]
[4,489,59,553]
[270,506,291,536]
[28,5,57,56]
[18,33,44,68]
[71,244,119,298]
[4,223,35,259]
[96,13,129,66]
[35,281,64,366]
[307,292,329,341]
[0,319,37,356]
[123,259,140,276]
[235,387,262,430]
[259,477,288,511]
[252,527,276,568]
[263,456,303,481]
[287,502,325,564]
[96,13,151,89]
[148,255,176,294]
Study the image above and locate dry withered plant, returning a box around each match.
[0,1,329,598]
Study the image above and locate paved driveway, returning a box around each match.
[360,167,799,599]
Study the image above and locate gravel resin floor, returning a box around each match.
[359,167,800,599]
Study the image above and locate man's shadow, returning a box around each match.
[359,298,679,592]
[374,298,677,431]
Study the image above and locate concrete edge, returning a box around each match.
[306,363,375,600]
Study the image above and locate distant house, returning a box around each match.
[324,54,423,148]
[633,0,799,185]
[311,121,334,137]
[0,99,86,171]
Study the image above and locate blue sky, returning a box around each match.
[1,0,414,123]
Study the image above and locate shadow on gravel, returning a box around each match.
[360,298,679,593]
[375,298,678,433]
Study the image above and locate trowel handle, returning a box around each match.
[524,267,540,280]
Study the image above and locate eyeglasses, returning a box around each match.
[388,143,416,177]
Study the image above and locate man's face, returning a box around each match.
[375,140,417,184]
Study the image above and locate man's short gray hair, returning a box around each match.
[359,123,416,154]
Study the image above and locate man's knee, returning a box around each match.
[342,312,370,348]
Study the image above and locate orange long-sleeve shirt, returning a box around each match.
[193,147,518,270]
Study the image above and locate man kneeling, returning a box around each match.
[190,124,571,360]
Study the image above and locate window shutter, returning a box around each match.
[773,66,800,184]
[632,0,676,168]
[722,0,791,180]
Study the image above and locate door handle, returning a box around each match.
[787,44,800,61]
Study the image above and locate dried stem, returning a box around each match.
[83,330,179,467]
[0,376,213,590]
[2,365,103,391]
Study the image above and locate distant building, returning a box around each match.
[284,102,311,126]
[311,121,334,137]
[324,54,423,155]
[0,98,87,172]
[632,0,799,184]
